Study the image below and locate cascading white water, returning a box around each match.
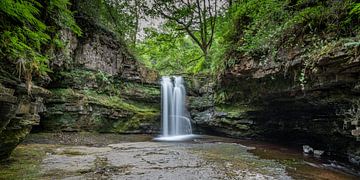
[155,76,194,141]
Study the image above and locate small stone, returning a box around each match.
[302,145,313,154]
[348,155,360,165]
[313,150,324,157]
[351,127,360,137]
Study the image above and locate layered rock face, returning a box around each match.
[40,16,160,134]
[0,15,160,160]
[0,81,48,159]
[190,44,360,163]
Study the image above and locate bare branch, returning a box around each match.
[151,0,223,58]
[159,11,203,51]
[187,55,204,64]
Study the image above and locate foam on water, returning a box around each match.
[154,134,198,141]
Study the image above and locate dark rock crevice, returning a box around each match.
[188,41,360,166]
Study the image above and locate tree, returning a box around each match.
[149,0,226,61]
[136,27,204,75]
[104,0,146,46]
[74,0,145,46]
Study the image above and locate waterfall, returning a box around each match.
[156,76,193,141]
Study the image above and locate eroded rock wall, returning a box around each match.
[40,16,160,134]
[0,80,49,159]
[189,42,360,164]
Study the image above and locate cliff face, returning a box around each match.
[40,16,160,133]
[0,78,49,159]
[188,0,360,165]
[0,15,160,160]
[189,41,360,165]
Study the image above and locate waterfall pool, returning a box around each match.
[153,134,198,141]
[1,133,359,179]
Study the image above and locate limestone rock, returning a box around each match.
[188,40,360,162]
[0,83,45,160]
[40,16,161,134]
[302,145,314,154]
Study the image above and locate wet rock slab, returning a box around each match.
[40,142,290,179]
[40,142,223,179]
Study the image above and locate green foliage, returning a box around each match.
[227,0,358,59]
[0,0,46,30]
[350,3,360,16]
[76,0,144,45]
[0,0,81,86]
[136,3,232,75]
[207,15,233,74]
[47,0,82,36]
[136,0,358,76]
[232,0,288,56]
[136,27,204,75]
[0,0,50,80]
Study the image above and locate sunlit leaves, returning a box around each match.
[136,27,203,75]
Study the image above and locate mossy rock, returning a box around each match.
[0,125,32,160]
[44,88,160,133]
[215,104,258,119]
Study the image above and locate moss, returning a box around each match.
[122,82,160,97]
[216,104,257,118]
[0,124,33,159]
[236,124,250,130]
[219,118,233,125]
[50,88,85,101]
[50,88,159,113]
[0,144,56,179]
[56,69,97,87]
[81,89,158,113]
[53,69,118,94]
[42,112,80,131]
[192,143,286,178]
[59,150,87,156]
[48,88,160,133]
[113,113,158,133]
[113,118,140,133]
[59,69,96,81]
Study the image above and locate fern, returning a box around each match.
[0,0,81,88]
[350,3,360,16]
[47,0,82,36]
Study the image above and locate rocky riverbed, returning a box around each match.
[0,133,359,179]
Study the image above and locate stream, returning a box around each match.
[0,133,359,179]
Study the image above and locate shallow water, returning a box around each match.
[0,133,359,179]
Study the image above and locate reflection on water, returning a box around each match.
[19,133,360,179]
[194,135,360,179]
